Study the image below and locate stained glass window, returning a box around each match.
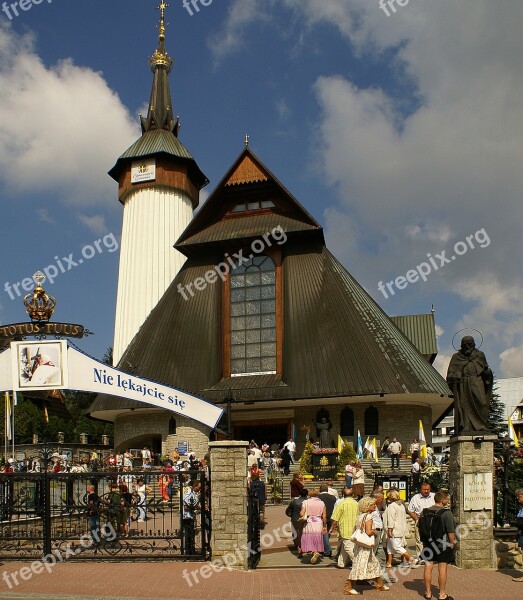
[230,255,277,374]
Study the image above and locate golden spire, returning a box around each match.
[149,1,174,73]
[157,2,169,42]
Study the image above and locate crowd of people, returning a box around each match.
[285,478,458,598]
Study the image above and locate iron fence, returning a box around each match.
[247,489,261,569]
[0,470,210,561]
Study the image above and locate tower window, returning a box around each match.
[230,255,277,375]
[230,200,275,213]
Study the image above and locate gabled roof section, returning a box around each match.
[391,314,438,364]
[225,152,268,186]
[175,147,323,254]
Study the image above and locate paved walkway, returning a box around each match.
[0,560,520,600]
[0,506,521,600]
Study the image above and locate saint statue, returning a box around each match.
[313,417,332,449]
[446,336,493,434]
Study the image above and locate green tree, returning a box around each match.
[13,398,44,443]
[299,440,315,475]
[488,382,506,439]
[336,442,357,473]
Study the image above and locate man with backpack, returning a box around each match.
[408,482,435,561]
[418,491,456,600]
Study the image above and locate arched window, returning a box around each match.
[340,407,354,437]
[230,255,277,375]
[364,406,379,436]
[168,417,177,435]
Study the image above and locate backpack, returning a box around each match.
[418,508,446,547]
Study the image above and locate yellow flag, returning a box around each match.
[5,392,11,441]
[372,438,379,462]
[508,416,520,448]
[419,420,427,459]
[337,435,344,453]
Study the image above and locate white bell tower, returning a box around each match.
[109,3,208,365]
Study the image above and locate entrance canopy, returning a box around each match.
[0,342,223,429]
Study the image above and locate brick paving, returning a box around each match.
[0,505,520,600]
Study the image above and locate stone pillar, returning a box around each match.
[102,435,110,446]
[208,440,249,569]
[79,433,88,444]
[449,434,497,569]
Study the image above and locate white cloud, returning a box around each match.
[217,0,523,373]
[275,98,290,121]
[37,208,55,225]
[208,0,271,61]
[433,352,452,379]
[499,347,523,379]
[0,25,138,206]
[77,214,108,236]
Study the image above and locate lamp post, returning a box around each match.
[500,436,514,526]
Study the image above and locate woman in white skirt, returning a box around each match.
[383,489,419,567]
[343,497,389,595]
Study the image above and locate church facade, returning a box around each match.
[89,9,451,459]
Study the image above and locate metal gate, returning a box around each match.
[247,489,261,569]
[0,469,210,561]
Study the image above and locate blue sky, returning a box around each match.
[1,0,523,381]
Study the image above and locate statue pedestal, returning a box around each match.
[449,434,497,569]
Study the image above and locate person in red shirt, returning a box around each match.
[290,473,304,499]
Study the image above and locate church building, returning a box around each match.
[89,6,452,459]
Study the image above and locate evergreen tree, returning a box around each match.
[336,442,357,473]
[488,381,506,439]
[299,440,315,475]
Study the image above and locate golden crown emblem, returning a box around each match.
[23,271,57,321]
[320,455,329,466]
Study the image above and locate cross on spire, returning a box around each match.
[157,1,169,22]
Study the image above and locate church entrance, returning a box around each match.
[233,421,290,449]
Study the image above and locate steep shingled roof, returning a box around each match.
[90,148,450,422]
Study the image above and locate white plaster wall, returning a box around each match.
[113,186,193,364]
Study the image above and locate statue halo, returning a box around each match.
[452,328,484,351]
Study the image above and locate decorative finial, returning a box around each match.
[431,304,435,314]
[157,2,169,40]
[149,2,174,73]
[157,1,169,21]
[245,133,250,147]
[23,271,57,322]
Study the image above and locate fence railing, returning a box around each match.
[0,470,210,561]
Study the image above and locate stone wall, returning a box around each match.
[293,403,432,456]
[208,441,249,569]
[449,435,497,569]
[115,410,211,458]
[495,537,523,571]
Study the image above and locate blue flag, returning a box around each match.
[357,430,363,459]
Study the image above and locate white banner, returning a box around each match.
[0,347,11,390]
[0,344,223,429]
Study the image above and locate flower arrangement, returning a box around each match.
[312,448,338,454]
[420,465,449,491]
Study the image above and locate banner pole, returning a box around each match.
[11,391,15,461]
[3,392,8,463]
